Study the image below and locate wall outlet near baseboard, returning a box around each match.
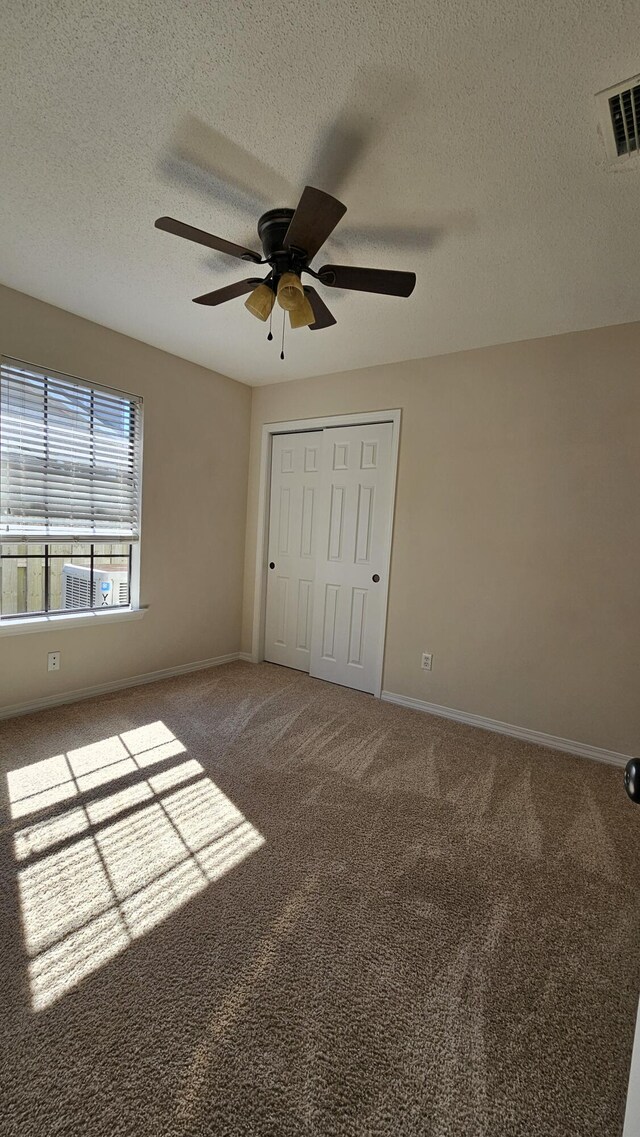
[421,652,433,671]
[47,651,61,672]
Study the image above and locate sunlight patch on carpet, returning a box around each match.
[8,722,265,1011]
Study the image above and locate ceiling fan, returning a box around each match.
[154,185,416,345]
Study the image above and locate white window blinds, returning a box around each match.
[0,358,142,542]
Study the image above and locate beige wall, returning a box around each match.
[243,324,640,755]
[0,285,251,710]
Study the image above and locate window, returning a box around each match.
[0,358,142,620]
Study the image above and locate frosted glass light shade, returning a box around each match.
[289,294,316,328]
[277,272,304,311]
[245,283,275,321]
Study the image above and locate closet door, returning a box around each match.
[309,422,394,694]
[264,432,321,671]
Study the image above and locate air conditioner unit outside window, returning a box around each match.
[62,563,129,610]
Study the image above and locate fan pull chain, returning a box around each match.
[280,308,285,360]
[267,306,273,341]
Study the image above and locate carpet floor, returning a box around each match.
[0,661,638,1137]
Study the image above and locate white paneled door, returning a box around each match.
[264,422,395,693]
[309,423,394,693]
[264,432,322,671]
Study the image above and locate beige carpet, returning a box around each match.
[0,661,638,1137]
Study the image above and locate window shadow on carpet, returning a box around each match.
[6,721,265,1011]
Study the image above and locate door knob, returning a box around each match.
[625,759,640,804]
[269,562,275,570]
[372,574,380,583]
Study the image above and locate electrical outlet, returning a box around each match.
[47,651,61,672]
[421,652,433,671]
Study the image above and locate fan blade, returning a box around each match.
[155,217,261,263]
[307,115,375,199]
[192,279,263,306]
[318,264,416,297]
[283,187,347,260]
[160,114,296,213]
[304,286,337,330]
[336,223,443,253]
[335,210,475,254]
[306,68,416,196]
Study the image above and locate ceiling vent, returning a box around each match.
[596,75,640,167]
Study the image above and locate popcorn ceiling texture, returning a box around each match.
[1,661,638,1136]
[2,0,640,384]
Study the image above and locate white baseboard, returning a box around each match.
[2,660,631,770]
[381,691,635,768]
[0,652,243,721]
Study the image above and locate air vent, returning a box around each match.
[596,75,640,166]
[609,85,640,155]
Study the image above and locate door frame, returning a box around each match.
[250,409,402,698]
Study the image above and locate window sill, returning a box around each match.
[0,607,147,637]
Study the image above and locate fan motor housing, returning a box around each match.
[257,209,296,260]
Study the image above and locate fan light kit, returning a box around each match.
[156,185,416,359]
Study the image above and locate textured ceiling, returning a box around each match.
[2,0,639,385]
